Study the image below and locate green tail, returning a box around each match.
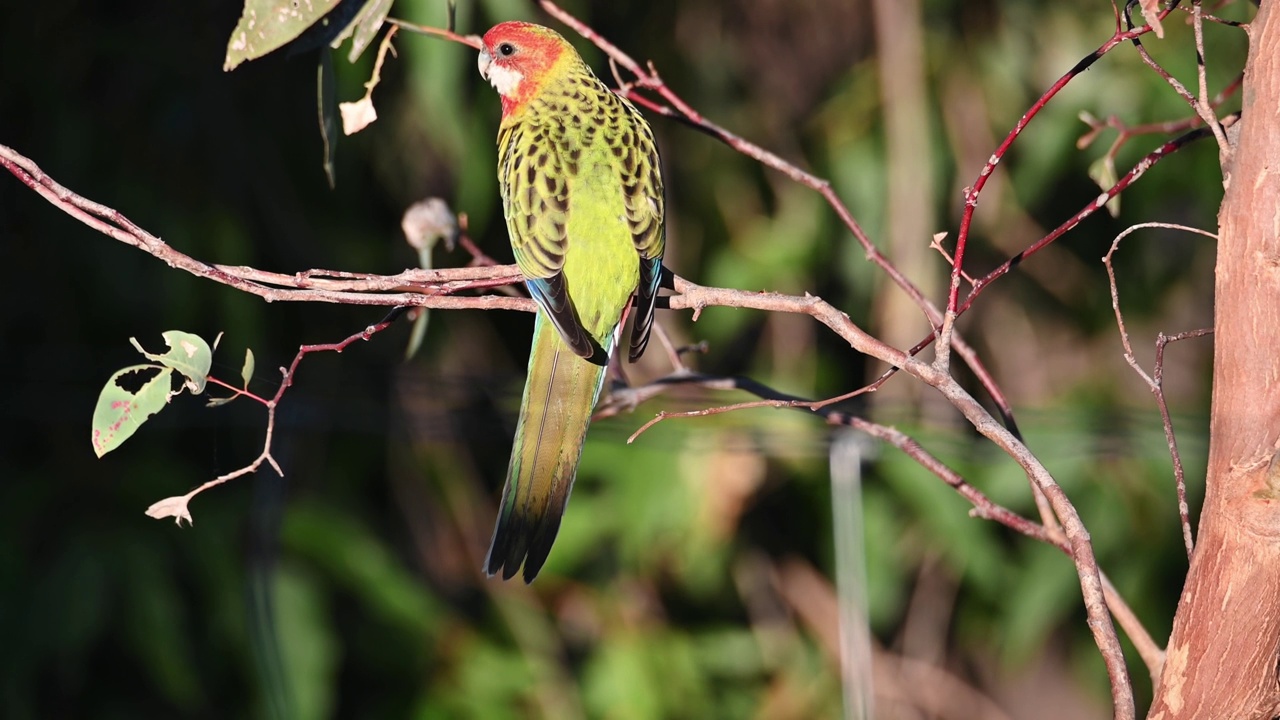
[485,313,610,583]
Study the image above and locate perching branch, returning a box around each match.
[0,143,527,310]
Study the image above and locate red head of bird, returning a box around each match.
[477,22,576,116]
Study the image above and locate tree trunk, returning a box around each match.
[1148,4,1280,718]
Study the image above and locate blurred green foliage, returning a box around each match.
[0,0,1243,717]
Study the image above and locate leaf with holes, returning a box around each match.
[91,365,174,458]
[130,331,213,394]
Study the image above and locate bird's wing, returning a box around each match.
[616,98,665,362]
[499,118,605,363]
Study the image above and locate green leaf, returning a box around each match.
[91,365,174,458]
[130,331,213,394]
[241,347,256,388]
[223,0,342,71]
[335,0,394,62]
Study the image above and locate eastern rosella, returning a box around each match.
[477,21,665,583]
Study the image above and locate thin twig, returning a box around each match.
[654,278,1134,707]
[384,17,481,49]
[1191,1,1233,160]
[1102,222,1217,560]
[606,361,1163,678]
[652,321,687,371]
[897,115,1238,377]
[1156,328,1214,557]
[145,310,407,523]
[1121,1,1231,162]
[941,0,1185,375]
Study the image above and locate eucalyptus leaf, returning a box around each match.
[241,347,256,388]
[91,365,174,457]
[224,0,342,71]
[130,331,212,394]
[336,0,395,62]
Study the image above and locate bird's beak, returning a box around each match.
[478,47,492,81]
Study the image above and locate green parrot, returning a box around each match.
[477,21,665,582]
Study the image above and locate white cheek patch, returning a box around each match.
[486,62,524,97]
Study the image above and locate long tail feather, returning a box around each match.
[484,314,609,583]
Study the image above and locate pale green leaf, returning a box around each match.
[337,0,394,62]
[130,331,213,394]
[91,365,174,458]
[224,0,342,72]
[241,347,256,388]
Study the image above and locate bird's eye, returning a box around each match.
[498,42,516,57]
